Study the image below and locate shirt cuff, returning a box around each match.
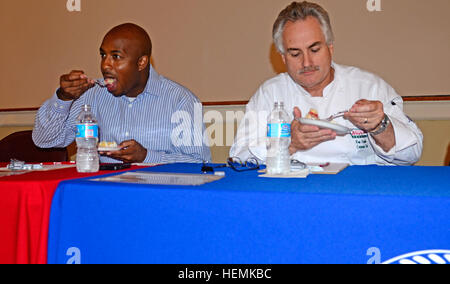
[144,150,163,164]
[50,92,74,113]
[368,116,418,160]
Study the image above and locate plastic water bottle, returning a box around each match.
[266,102,291,175]
[76,105,99,173]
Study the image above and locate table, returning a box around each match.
[0,164,144,264]
[47,164,450,264]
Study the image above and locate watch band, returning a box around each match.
[370,114,390,136]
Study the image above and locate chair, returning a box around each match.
[0,131,68,163]
[445,143,450,166]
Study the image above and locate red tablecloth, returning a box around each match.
[0,164,144,264]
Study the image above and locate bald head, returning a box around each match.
[104,23,152,58]
[99,23,152,97]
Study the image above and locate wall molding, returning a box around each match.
[201,95,450,106]
[0,110,37,127]
[1,95,450,113]
[402,95,450,102]
[402,101,450,121]
[1,98,449,127]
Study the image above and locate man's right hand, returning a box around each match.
[289,107,337,155]
[56,70,95,101]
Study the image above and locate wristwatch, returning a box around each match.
[370,114,391,136]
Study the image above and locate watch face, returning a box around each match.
[383,115,391,127]
[370,115,389,136]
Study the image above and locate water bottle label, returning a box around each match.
[76,124,98,139]
[267,123,291,138]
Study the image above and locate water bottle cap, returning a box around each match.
[82,104,92,111]
[274,102,284,108]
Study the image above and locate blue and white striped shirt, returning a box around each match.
[33,65,211,163]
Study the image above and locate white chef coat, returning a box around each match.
[230,63,423,165]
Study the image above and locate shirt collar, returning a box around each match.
[121,65,161,102]
[141,64,163,98]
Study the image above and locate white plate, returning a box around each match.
[98,147,121,152]
[298,118,351,135]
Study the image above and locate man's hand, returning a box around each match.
[344,99,395,152]
[56,70,95,101]
[289,107,337,155]
[344,99,384,132]
[100,139,148,163]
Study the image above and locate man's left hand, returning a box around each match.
[100,139,147,163]
[344,99,385,132]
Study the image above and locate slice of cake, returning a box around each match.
[98,141,118,148]
[306,108,319,120]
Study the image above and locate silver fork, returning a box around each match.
[93,79,107,88]
[325,110,348,121]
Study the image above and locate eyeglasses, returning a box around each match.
[202,157,260,173]
[291,159,307,170]
[226,157,260,172]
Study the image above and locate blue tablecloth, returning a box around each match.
[48,164,450,264]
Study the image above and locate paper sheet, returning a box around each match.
[258,163,349,178]
[259,168,310,179]
[309,163,349,174]
[90,171,224,186]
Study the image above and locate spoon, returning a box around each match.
[325,110,348,121]
[93,79,107,88]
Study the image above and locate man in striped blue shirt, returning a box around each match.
[33,23,211,164]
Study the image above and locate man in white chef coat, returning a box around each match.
[230,1,423,165]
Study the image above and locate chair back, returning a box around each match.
[0,131,68,163]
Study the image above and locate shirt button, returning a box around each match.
[128,104,132,108]
[125,132,129,137]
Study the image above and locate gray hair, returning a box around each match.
[273,1,335,54]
